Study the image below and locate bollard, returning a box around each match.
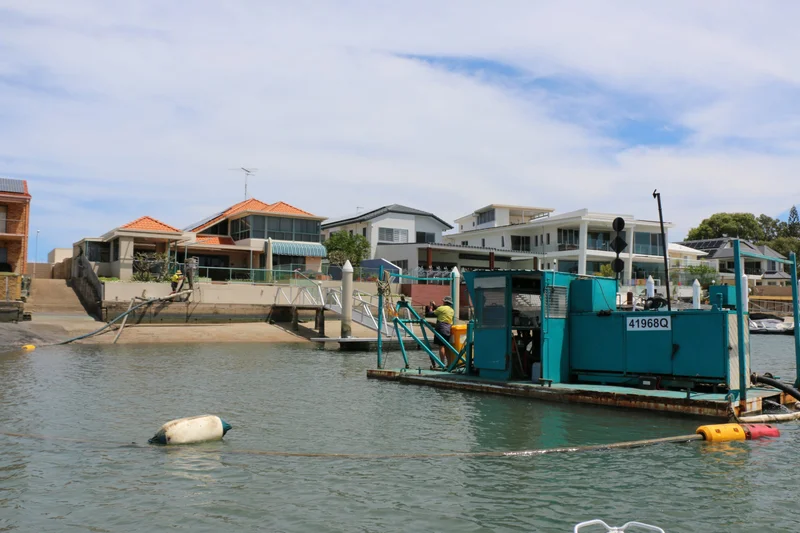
[692,279,701,310]
[341,260,353,338]
[742,274,749,312]
[452,267,461,325]
[646,276,655,299]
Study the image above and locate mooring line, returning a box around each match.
[0,431,704,459]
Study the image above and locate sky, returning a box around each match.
[2,1,800,259]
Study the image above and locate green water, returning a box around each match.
[1,336,798,532]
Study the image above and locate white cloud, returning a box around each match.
[2,0,800,253]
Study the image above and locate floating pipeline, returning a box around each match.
[696,423,780,442]
[2,423,781,458]
[148,415,233,445]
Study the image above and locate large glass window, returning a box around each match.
[477,209,496,225]
[587,231,610,251]
[87,242,110,262]
[378,227,409,243]
[111,238,120,262]
[511,235,530,251]
[202,220,229,236]
[231,217,251,241]
[293,219,321,242]
[557,228,580,250]
[634,232,664,256]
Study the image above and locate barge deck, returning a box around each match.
[367,368,786,419]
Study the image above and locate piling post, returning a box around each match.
[790,252,800,388]
[645,276,655,299]
[732,239,748,409]
[692,279,701,310]
[341,260,353,339]
[452,266,460,325]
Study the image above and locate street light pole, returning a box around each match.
[34,229,40,279]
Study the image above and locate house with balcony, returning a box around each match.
[677,238,789,287]
[73,198,327,282]
[444,205,672,285]
[0,178,31,275]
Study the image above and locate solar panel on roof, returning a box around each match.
[0,178,25,194]
[182,209,225,231]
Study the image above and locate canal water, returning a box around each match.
[1,336,798,532]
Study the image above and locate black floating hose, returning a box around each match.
[752,373,800,404]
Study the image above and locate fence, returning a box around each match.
[169,263,330,285]
[70,255,104,319]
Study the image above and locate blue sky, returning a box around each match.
[2,1,800,259]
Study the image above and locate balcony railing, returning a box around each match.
[0,219,25,235]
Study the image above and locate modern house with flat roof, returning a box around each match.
[321,204,453,259]
[0,177,31,275]
[322,204,540,273]
[677,238,789,286]
[73,198,327,281]
[444,204,673,285]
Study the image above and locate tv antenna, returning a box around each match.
[229,167,258,200]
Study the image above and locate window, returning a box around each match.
[378,227,409,243]
[501,235,505,248]
[349,230,353,236]
[251,216,266,239]
[634,232,663,256]
[511,235,530,252]
[461,241,468,246]
[273,255,305,270]
[231,217,251,241]
[293,219,321,242]
[546,233,550,245]
[86,242,110,262]
[767,260,777,271]
[362,228,367,238]
[202,220,229,235]
[477,209,496,225]
[557,228,580,250]
[481,238,485,247]
[416,231,436,243]
[534,235,539,247]
[111,238,120,262]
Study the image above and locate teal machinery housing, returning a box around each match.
[377,240,800,414]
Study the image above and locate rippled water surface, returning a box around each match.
[1,336,798,532]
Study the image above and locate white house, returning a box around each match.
[444,204,673,285]
[321,204,453,260]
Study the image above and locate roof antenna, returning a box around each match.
[356,206,364,213]
[229,167,258,200]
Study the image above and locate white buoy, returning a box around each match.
[148,415,232,445]
[692,279,701,310]
[645,276,655,299]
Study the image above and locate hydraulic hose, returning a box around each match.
[751,373,800,404]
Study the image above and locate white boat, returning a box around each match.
[749,313,794,335]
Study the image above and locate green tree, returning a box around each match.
[788,206,800,238]
[684,264,718,288]
[757,214,782,241]
[685,213,764,242]
[599,263,615,278]
[765,236,800,259]
[323,232,370,266]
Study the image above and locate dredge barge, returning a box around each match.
[368,241,800,420]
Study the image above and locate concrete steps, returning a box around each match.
[25,279,88,315]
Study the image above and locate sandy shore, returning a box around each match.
[1,315,379,348]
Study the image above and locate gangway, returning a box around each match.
[323,287,417,339]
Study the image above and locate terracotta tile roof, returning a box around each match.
[189,198,318,232]
[121,216,181,233]
[195,235,236,246]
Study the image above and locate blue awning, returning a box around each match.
[269,241,327,257]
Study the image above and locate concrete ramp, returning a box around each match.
[25,279,91,316]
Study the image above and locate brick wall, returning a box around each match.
[0,274,22,301]
[2,200,30,275]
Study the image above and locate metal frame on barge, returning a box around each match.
[368,242,800,420]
